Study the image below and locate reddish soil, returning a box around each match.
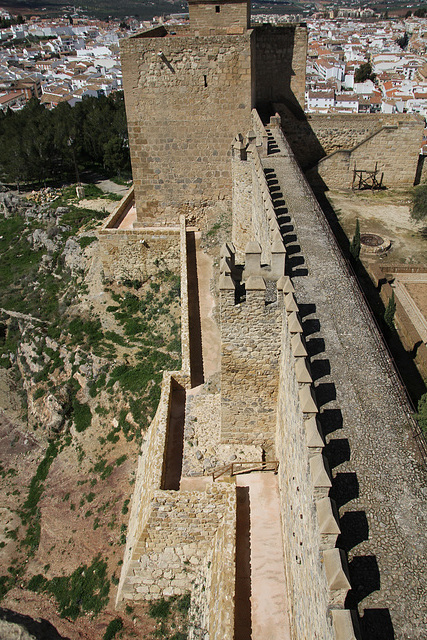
[405,283,427,318]
[0,401,156,640]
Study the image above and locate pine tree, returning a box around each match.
[384,291,396,329]
[350,218,361,260]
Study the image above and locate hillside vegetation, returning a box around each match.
[0,186,186,639]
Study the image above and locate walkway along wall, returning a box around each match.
[227,117,357,638]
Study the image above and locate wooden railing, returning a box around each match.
[212,460,279,482]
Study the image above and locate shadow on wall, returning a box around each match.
[186,231,204,388]
[161,379,186,491]
[234,486,252,640]
[274,101,327,170]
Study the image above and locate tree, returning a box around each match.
[411,183,427,222]
[415,393,427,437]
[350,218,361,260]
[355,62,376,84]
[396,32,409,50]
[0,92,130,186]
[384,291,396,329]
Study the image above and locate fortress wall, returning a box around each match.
[275,314,335,640]
[124,485,234,602]
[188,489,236,640]
[310,120,423,189]
[251,158,270,263]
[121,32,253,223]
[254,25,307,112]
[98,228,180,282]
[276,109,424,175]
[232,136,280,265]
[232,147,253,261]
[251,147,274,265]
[116,370,176,603]
[220,283,282,445]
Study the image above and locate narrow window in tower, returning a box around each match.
[204,75,208,87]
[215,5,220,12]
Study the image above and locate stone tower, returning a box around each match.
[120,2,307,225]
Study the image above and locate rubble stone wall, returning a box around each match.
[98,227,180,282]
[122,485,234,601]
[275,316,335,640]
[220,286,282,446]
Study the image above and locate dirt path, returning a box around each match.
[326,189,426,264]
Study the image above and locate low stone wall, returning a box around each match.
[187,485,236,640]
[116,370,177,604]
[98,226,181,282]
[308,121,423,189]
[103,186,135,229]
[276,109,424,173]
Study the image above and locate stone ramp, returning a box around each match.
[236,472,291,640]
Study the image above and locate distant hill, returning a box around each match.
[1,0,303,20]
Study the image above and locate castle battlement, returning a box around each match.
[116,2,427,636]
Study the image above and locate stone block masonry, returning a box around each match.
[276,110,424,177]
[121,17,308,226]
[120,29,253,224]
[220,270,283,447]
[309,119,424,189]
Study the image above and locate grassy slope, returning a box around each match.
[0,185,187,639]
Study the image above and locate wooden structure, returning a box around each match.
[352,162,384,190]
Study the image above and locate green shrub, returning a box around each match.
[411,183,427,222]
[103,617,123,640]
[149,598,171,619]
[416,393,427,437]
[33,387,45,400]
[176,593,191,614]
[384,291,396,329]
[28,554,110,620]
[73,399,92,433]
[79,236,98,250]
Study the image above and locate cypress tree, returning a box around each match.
[384,291,396,329]
[350,218,361,260]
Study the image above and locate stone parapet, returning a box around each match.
[98,227,180,283]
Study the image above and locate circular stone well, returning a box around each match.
[360,233,391,255]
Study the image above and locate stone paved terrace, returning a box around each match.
[263,128,427,639]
